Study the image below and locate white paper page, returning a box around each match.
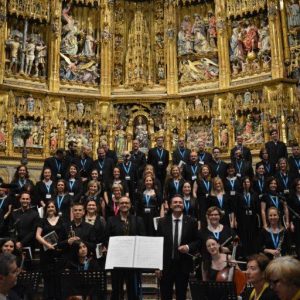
[105,236,135,269]
[133,236,164,270]
[38,207,44,218]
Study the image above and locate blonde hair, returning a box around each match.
[265,256,300,287]
[210,177,225,196]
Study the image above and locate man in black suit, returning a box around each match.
[93,147,114,183]
[209,146,227,180]
[233,149,254,179]
[75,145,94,180]
[265,129,288,167]
[172,137,191,166]
[156,195,200,300]
[65,141,78,168]
[197,140,212,165]
[105,196,145,300]
[130,139,146,178]
[288,142,300,181]
[101,142,118,165]
[43,148,68,180]
[230,135,252,164]
[182,150,200,184]
[147,136,169,188]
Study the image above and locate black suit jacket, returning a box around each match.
[230,145,252,164]
[288,155,300,181]
[93,157,115,183]
[130,150,147,177]
[265,140,288,165]
[106,149,118,165]
[147,147,169,179]
[74,156,94,178]
[172,148,191,165]
[105,214,146,245]
[157,214,200,274]
[43,156,68,180]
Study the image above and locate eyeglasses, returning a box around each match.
[269,279,280,288]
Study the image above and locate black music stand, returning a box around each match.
[17,270,42,293]
[190,279,237,300]
[61,270,106,299]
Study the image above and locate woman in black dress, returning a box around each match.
[235,176,260,258]
[36,200,68,300]
[193,164,212,227]
[136,174,162,235]
[65,164,83,203]
[201,237,232,281]
[103,167,129,203]
[10,164,35,208]
[208,177,234,228]
[200,206,236,254]
[253,162,267,199]
[81,180,104,215]
[164,165,185,201]
[275,157,293,197]
[259,206,288,260]
[260,177,289,229]
[182,181,199,222]
[289,178,300,259]
[34,167,56,208]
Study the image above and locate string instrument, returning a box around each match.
[274,228,285,258]
[216,237,247,296]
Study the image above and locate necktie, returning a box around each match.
[173,219,179,259]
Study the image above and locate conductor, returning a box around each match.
[156,195,200,300]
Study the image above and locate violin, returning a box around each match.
[216,237,247,296]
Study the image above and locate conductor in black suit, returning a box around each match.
[156,195,200,300]
[106,196,146,300]
[147,136,169,188]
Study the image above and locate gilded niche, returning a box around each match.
[124,7,152,91]
[177,3,219,86]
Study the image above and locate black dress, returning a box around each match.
[136,190,161,236]
[208,194,233,227]
[34,180,56,207]
[0,194,13,236]
[38,217,68,300]
[235,192,260,257]
[182,196,199,220]
[164,178,185,200]
[288,192,300,258]
[195,178,212,226]
[54,193,73,225]
[259,228,288,260]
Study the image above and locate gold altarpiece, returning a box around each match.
[0,0,299,181]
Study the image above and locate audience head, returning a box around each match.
[132,139,140,151]
[269,129,279,141]
[97,147,106,159]
[0,239,17,255]
[19,191,31,210]
[206,206,223,226]
[266,177,278,193]
[170,195,184,216]
[265,256,300,300]
[56,179,67,194]
[267,206,281,228]
[118,196,131,214]
[291,142,300,157]
[70,240,89,263]
[14,165,29,180]
[259,148,269,160]
[72,203,85,221]
[0,253,18,294]
[44,200,58,217]
[255,162,265,176]
[246,253,270,285]
[41,167,52,181]
[87,180,100,195]
[90,169,99,181]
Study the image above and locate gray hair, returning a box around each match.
[0,253,16,276]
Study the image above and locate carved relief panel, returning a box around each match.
[177,2,219,86]
[228,12,271,78]
[59,1,100,86]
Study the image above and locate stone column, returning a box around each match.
[165,2,178,95]
[48,0,62,92]
[100,0,113,96]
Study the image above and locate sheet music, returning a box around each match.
[105,236,135,269]
[105,236,164,270]
[133,236,163,270]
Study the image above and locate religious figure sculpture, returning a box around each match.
[134,116,149,150]
[24,38,35,75]
[287,0,300,28]
[6,35,21,73]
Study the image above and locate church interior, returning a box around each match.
[0,0,300,180]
